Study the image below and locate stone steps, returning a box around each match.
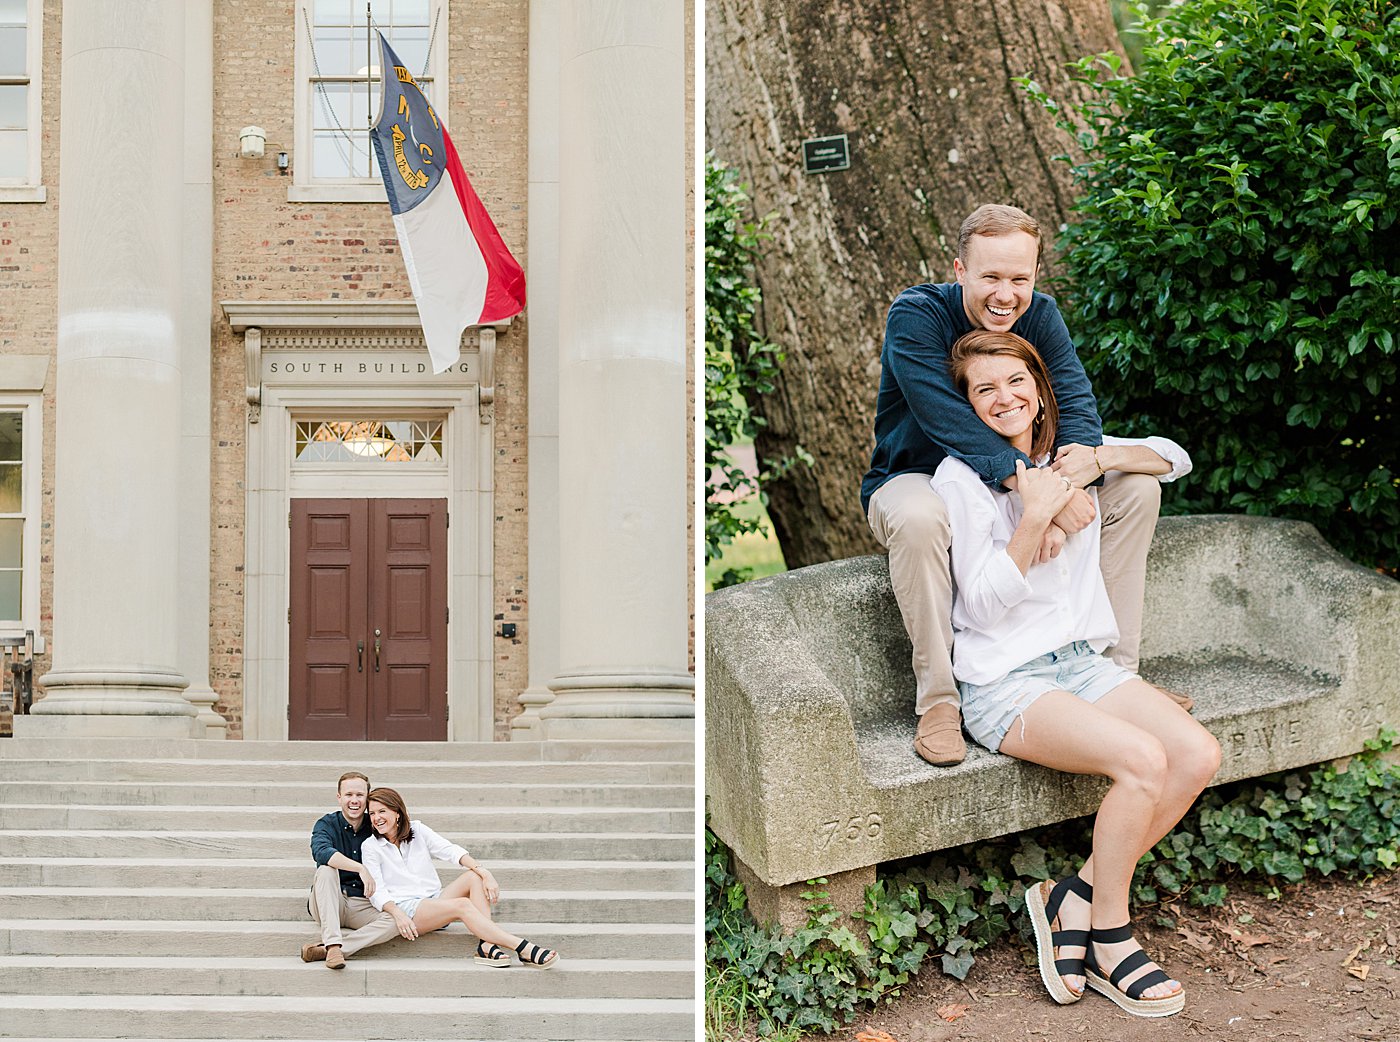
[0,737,694,762]
[0,857,694,890]
[0,830,692,860]
[0,737,696,1041]
[0,955,692,998]
[0,758,693,785]
[0,887,692,922]
[11,780,695,807]
[0,920,694,959]
[0,995,692,1040]
[0,804,695,832]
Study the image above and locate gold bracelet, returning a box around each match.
[1092,446,1104,477]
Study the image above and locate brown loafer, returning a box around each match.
[915,702,966,766]
[300,943,327,963]
[324,945,346,969]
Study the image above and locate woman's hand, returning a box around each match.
[389,904,418,940]
[1052,488,1097,535]
[1015,460,1076,523]
[477,867,500,905]
[1050,444,1101,488]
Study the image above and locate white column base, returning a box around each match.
[183,681,229,739]
[27,670,201,738]
[539,673,695,740]
[509,684,555,741]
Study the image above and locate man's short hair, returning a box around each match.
[337,771,370,793]
[958,204,1042,268]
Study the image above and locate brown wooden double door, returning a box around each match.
[289,498,448,741]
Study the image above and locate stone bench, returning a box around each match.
[705,515,1400,928]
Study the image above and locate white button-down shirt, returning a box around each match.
[361,820,469,911]
[931,435,1191,686]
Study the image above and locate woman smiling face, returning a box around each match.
[964,353,1039,455]
[368,799,399,839]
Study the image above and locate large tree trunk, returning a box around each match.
[707,0,1129,567]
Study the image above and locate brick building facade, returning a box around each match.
[0,0,693,743]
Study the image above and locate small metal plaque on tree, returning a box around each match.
[801,135,850,174]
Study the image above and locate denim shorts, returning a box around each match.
[958,641,1138,753]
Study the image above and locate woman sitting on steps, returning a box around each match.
[932,329,1221,1018]
[361,786,559,969]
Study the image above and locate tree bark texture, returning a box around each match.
[707,0,1129,567]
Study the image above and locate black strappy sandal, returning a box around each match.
[1026,874,1092,1004]
[1083,923,1185,1017]
[514,938,558,969]
[474,940,510,967]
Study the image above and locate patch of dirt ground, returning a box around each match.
[815,871,1400,1042]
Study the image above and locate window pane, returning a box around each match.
[0,128,24,179]
[312,24,353,76]
[0,463,20,512]
[0,412,20,462]
[397,0,432,25]
[0,83,24,129]
[0,24,23,77]
[391,25,428,74]
[0,0,25,25]
[294,418,447,464]
[312,80,353,131]
[312,0,351,25]
[0,569,19,621]
[0,518,19,568]
[313,130,355,179]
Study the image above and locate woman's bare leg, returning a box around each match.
[439,869,491,918]
[1075,679,1222,883]
[410,897,523,951]
[998,690,1181,999]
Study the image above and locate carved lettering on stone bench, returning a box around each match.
[815,812,882,851]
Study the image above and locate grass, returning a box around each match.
[705,494,787,591]
[706,961,804,1042]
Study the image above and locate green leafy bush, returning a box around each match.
[706,729,1400,1037]
[1029,0,1400,575]
[704,154,809,589]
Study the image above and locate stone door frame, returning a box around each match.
[226,303,505,742]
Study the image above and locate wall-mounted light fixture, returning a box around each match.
[239,126,266,158]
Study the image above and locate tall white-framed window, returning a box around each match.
[291,0,447,203]
[0,0,45,202]
[0,396,41,642]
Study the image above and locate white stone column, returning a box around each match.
[541,0,693,739]
[179,0,225,737]
[25,0,197,737]
[513,0,562,739]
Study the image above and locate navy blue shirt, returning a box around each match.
[861,282,1103,513]
[310,811,373,898]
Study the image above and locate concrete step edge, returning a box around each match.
[0,955,693,971]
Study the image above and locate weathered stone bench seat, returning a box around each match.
[705,516,1400,925]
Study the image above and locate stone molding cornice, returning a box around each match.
[220,300,513,333]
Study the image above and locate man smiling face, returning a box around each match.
[337,773,369,828]
[953,229,1039,332]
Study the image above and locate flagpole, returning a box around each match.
[366,3,372,142]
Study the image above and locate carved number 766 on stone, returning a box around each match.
[815,813,882,849]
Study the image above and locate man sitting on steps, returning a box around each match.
[300,770,398,969]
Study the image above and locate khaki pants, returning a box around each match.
[308,864,399,954]
[867,470,1161,716]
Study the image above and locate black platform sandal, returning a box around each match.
[1083,923,1185,1017]
[474,940,510,967]
[514,938,558,969]
[1025,874,1092,1004]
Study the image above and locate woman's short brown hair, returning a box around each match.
[948,329,1059,461]
[366,786,414,845]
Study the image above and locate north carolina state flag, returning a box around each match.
[371,32,525,373]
